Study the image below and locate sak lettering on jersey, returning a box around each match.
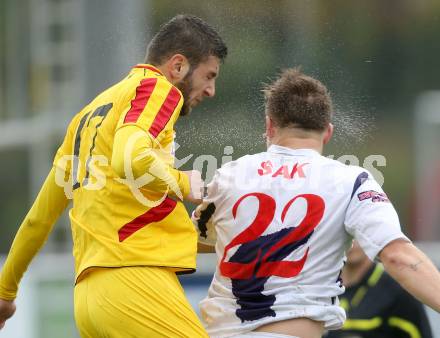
[257,160,309,179]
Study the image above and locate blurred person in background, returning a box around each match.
[325,240,432,338]
[0,14,227,337]
[192,68,440,338]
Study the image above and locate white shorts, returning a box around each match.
[231,333,299,338]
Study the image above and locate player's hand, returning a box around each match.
[193,203,206,219]
[183,170,204,204]
[0,298,16,330]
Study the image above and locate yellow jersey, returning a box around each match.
[0,65,197,299]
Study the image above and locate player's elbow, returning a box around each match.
[111,125,155,180]
[379,239,414,269]
[111,151,127,179]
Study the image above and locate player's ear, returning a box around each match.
[323,123,334,145]
[168,54,190,82]
[265,115,275,139]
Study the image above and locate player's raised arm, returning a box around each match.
[379,239,440,312]
[111,74,203,204]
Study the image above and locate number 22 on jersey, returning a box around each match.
[220,193,325,280]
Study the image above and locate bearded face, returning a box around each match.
[176,69,194,116]
[174,56,220,117]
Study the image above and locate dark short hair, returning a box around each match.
[263,68,333,131]
[145,14,227,67]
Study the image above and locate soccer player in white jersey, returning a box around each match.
[192,68,440,338]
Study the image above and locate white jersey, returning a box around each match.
[192,145,408,338]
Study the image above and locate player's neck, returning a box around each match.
[269,128,324,153]
[154,65,171,81]
[342,259,374,287]
[271,136,323,154]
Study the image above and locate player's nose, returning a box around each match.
[204,83,215,98]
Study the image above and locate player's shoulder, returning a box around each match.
[67,106,91,130]
[154,73,178,88]
[318,156,379,197]
[323,156,372,181]
[143,72,181,92]
[152,76,183,103]
[122,69,182,98]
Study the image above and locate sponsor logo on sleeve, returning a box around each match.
[357,190,389,203]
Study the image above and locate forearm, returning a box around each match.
[0,168,69,300]
[111,125,190,199]
[198,242,216,253]
[380,240,440,312]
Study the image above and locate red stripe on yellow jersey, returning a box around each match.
[124,78,157,123]
[149,86,181,138]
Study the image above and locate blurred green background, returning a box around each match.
[1,0,440,253]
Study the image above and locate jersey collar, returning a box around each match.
[267,144,321,157]
[132,64,164,76]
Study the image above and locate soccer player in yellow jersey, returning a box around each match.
[0,14,227,337]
